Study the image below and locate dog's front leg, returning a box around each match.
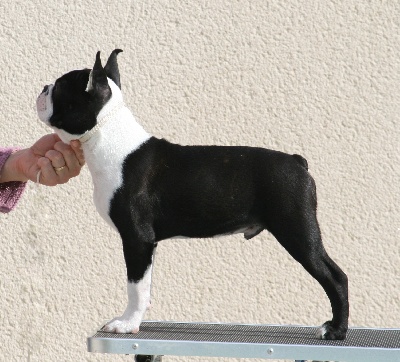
[103,240,156,334]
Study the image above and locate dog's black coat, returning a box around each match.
[111,138,312,246]
[109,135,348,339]
[110,138,312,281]
[40,50,349,340]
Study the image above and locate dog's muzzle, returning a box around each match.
[37,84,54,125]
[42,85,50,95]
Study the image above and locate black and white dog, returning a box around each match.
[37,50,349,340]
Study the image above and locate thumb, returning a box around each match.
[70,140,85,166]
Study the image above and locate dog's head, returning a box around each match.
[37,49,123,142]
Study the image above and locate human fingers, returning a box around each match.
[69,140,85,167]
[31,133,61,156]
[37,157,66,186]
[53,141,83,177]
[44,149,66,169]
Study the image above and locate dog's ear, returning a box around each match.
[88,51,112,105]
[105,49,123,89]
[77,69,91,90]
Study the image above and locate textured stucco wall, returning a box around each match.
[0,1,399,361]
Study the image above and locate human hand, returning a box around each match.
[33,134,85,185]
[1,134,85,185]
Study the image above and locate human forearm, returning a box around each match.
[0,147,27,213]
[0,149,29,183]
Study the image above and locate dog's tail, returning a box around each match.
[292,154,308,170]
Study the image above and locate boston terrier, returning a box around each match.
[36,50,349,340]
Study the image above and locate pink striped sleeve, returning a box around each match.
[0,147,27,213]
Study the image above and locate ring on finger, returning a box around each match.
[54,165,66,172]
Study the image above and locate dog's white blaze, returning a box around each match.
[103,263,153,333]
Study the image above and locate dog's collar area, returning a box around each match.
[78,100,125,143]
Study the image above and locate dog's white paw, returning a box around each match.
[102,317,141,334]
[316,321,347,340]
[316,324,328,339]
[102,268,153,334]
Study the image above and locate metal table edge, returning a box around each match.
[87,321,400,361]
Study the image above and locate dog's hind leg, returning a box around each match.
[269,215,349,340]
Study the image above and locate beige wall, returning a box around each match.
[1,1,399,361]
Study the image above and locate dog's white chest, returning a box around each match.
[83,107,150,229]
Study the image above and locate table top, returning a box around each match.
[87,321,400,361]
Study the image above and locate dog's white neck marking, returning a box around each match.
[78,99,125,143]
[67,79,151,229]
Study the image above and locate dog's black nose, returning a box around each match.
[42,85,49,94]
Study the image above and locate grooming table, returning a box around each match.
[87,321,400,362]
